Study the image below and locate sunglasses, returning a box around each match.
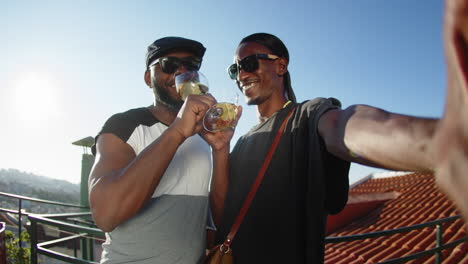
[227,53,280,80]
[149,56,202,74]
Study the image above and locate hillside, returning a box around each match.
[0,168,81,214]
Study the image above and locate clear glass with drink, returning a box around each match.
[202,101,239,132]
[175,71,209,100]
[175,70,240,132]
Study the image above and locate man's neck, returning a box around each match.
[257,96,288,123]
[149,102,178,126]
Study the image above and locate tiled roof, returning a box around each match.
[325,172,467,264]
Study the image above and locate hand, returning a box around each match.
[171,94,216,139]
[200,105,243,152]
[432,0,468,220]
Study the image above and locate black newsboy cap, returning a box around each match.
[146,36,206,68]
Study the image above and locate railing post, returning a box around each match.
[17,199,22,249]
[73,220,78,258]
[81,237,88,261]
[0,222,6,264]
[89,237,95,261]
[80,154,94,211]
[30,218,37,264]
[80,236,95,261]
[436,224,442,264]
[83,237,94,261]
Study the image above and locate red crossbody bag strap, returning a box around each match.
[222,106,296,249]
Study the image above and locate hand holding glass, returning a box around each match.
[175,71,239,132]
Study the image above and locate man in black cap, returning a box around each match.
[89,36,237,263]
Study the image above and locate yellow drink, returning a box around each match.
[203,103,238,131]
[176,81,209,101]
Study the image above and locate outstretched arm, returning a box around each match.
[319,105,437,173]
[319,0,468,222]
[433,0,468,220]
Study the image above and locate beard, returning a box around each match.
[152,77,183,112]
[238,81,268,106]
[246,96,262,105]
[245,92,268,106]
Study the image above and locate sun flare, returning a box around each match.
[10,72,61,122]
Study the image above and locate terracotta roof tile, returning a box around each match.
[325,172,467,264]
[403,229,432,250]
[348,258,364,264]
[458,250,468,264]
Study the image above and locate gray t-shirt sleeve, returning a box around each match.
[307,97,350,214]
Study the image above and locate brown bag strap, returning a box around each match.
[223,106,296,249]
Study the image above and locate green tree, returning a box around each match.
[5,230,30,264]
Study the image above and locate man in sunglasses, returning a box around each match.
[215,32,447,263]
[89,36,236,264]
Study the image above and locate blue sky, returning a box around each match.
[1,0,445,184]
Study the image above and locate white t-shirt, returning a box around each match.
[93,107,211,264]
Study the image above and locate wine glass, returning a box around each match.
[203,95,240,132]
[175,70,209,100]
[175,70,240,132]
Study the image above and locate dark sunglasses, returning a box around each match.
[227,53,280,80]
[149,56,202,74]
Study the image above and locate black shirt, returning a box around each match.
[216,98,350,263]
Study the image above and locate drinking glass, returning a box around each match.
[202,95,240,132]
[175,71,209,100]
[175,70,239,132]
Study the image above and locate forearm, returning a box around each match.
[209,147,229,227]
[89,126,186,231]
[324,105,438,172]
[347,105,438,171]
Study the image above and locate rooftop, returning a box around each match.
[325,172,467,264]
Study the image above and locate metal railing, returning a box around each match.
[0,191,87,241]
[325,215,467,264]
[28,212,105,264]
[0,191,104,263]
[1,191,466,264]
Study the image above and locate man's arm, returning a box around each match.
[209,148,230,227]
[89,127,186,232]
[198,106,242,248]
[89,95,215,232]
[432,0,468,220]
[318,105,437,172]
[318,0,468,222]
[200,106,242,227]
